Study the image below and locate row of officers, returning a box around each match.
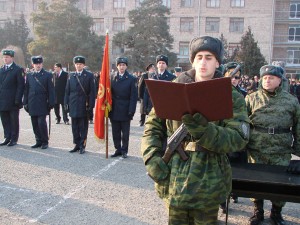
[0,49,142,157]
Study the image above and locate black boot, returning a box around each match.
[220,202,227,214]
[249,200,264,225]
[270,205,285,225]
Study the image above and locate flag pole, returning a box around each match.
[105,116,108,158]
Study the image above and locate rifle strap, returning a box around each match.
[75,74,88,98]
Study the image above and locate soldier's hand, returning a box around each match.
[15,101,23,109]
[48,105,54,111]
[64,104,69,113]
[145,156,170,183]
[24,104,29,113]
[182,112,208,139]
[128,112,134,120]
[286,160,300,174]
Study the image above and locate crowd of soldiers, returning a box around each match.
[1,34,300,225]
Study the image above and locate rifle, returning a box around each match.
[230,64,241,77]
[162,123,189,163]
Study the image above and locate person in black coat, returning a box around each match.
[0,49,25,146]
[109,57,138,158]
[23,56,55,149]
[64,56,95,154]
[53,63,69,124]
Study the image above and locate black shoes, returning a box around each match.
[7,141,17,146]
[0,139,10,146]
[122,152,128,158]
[270,206,285,225]
[111,151,122,157]
[31,143,42,148]
[41,144,48,149]
[56,118,61,124]
[64,121,70,125]
[79,147,85,154]
[69,145,80,153]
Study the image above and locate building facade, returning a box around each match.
[0,0,299,76]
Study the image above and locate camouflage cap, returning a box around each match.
[260,65,286,80]
[2,49,15,57]
[116,57,128,66]
[189,36,224,64]
[73,56,85,64]
[31,55,43,64]
[156,55,168,66]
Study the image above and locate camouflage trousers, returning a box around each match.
[168,205,219,225]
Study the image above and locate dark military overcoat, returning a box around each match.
[0,62,24,111]
[23,69,55,116]
[109,71,138,121]
[53,70,68,104]
[64,69,95,118]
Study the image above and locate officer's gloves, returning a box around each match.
[181,112,208,139]
[286,160,300,174]
[128,112,134,120]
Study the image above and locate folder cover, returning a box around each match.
[145,77,233,121]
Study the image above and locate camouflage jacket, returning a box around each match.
[141,68,250,209]
[245,86,300,159]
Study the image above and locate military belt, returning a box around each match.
[184,142,209,152]
[250,124,291,135]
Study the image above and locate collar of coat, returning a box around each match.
[176,68,223,84]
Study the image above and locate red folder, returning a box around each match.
[145,77,233,121]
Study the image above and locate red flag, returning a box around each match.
[94,33,112,140]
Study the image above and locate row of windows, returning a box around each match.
[0,0,245,12]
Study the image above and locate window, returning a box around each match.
[113,18,125,31]
[289,26,300,41]
[92,0,104,10]
[229,18,244,33]
[180,17,194,32]
[206,0,220,8]
[14,0,25,11]
[112,46,124,55]
[93,18,104,32]
[228,43,240,57]
[287,49,300,64]
[0,1,6,12]
[114,0,125,8]
[179,42,189,56]
[290,3,300,19]
[162,0,171,8]
[231,0,244,7]
[205,17,220,32]
[181,0,193,7]
[136,0,144,7]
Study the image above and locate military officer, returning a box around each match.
[0,49,24,146]
[109,57,138,158]
[245,65,300,225]
[23,56,55,149]
[153,54,176,81]
[64,56,95,154]
[141,36,250,224]
[53,63,69,125]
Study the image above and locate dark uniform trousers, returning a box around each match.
[31,115,48,145]
[71,117,88,148]
[54,104,69,123]
[0,109,20,142]
[111,120,130,153]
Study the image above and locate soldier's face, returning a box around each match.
[32,63,43,71]
[117,63,127,74]
[193,51,219,82]
[54,65,61,73]
[262,75,281,92]
[2,55,13,65]
[157,61,167,72]
[74,63,85,72]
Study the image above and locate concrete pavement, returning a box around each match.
[0,104,299,225]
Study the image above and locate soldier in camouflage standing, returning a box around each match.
[141,36,250,225]
[245,65,300,225]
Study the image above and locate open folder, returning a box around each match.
[145,77,233,121]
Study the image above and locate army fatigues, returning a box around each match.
[64,69,95,149]
[0,62,24,144]
[23,69,55,145]
[245,85,300,207]
[141,69,250,224]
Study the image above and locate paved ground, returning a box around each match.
[0,103,299,225]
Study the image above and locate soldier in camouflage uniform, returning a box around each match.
[141,36,250,225]
[245,65,300,225]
